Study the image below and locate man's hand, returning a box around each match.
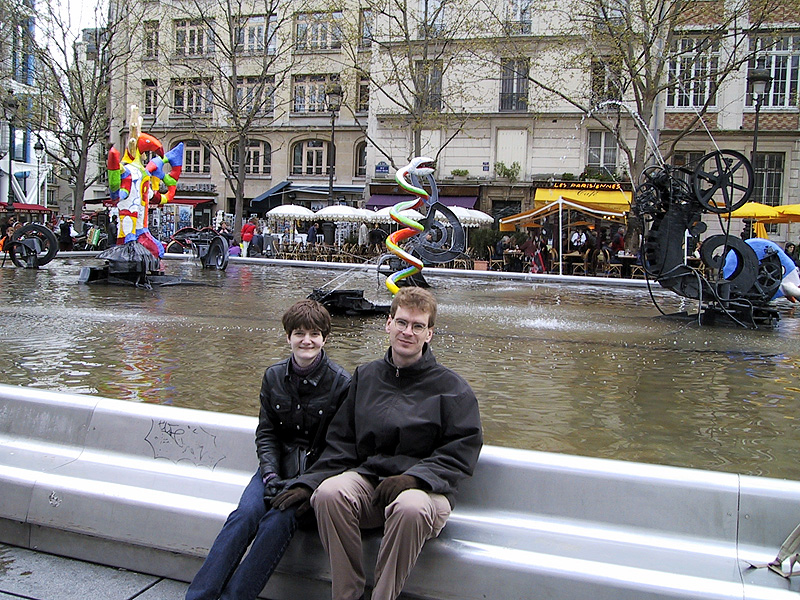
[271,485,312,516]
[372,474,419,506]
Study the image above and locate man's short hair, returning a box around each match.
[282,299,332,338]
[390,287,437,327]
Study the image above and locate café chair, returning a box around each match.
[571,248,593,276]
[487,246,503,271]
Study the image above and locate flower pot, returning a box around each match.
[473,260,488,271]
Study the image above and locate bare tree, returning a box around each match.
[31,0,135,221]
[338,0,493,167]
[476,0,780,182]
[154,0,299,235]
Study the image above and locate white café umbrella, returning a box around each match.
[314,205,372,222]
[372,206,426,224]
[266,204,315,220]
[466,208,494,226]
[433,206,493,228]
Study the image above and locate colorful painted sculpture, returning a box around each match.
[107,105,184,259]
[384,157,467,294]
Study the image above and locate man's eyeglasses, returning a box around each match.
[391,318,429,334]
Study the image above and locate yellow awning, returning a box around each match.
[534,187,632,212]
[499,196,627,231]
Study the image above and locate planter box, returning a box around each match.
[473,260,488,271]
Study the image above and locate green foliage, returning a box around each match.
[470,227,503,260]
[561,172,576,181]
[494,161,521,182]
[451,168,469,177]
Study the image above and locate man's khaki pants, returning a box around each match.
[311,471,451,600]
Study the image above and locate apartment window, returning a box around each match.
[505,0,532,34]
[183,140,211,174]
[175,19,213,57]
[237,75,274,114]
[587,131,617,171]
[295,12,342,51]
[235,15,277,55]
[357,77,370,113]
[752,152,784,206]
[355,141,367,177]
[673,150,705,183]
[172,78,213,115]
[754,152,784,233]
[359,9,373,48]
[749,34,800,108]
[292,139,330,176]
[144,21,159,59]
[591,58,622,102]
[418,0,445,37]
[143,79,158,115]
[500,58,528,112]
[232,140,272,175]
[293,74,337,113]
[414,60,443,111]
[667,37,719,108]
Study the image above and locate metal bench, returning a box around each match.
[1,383,798,599]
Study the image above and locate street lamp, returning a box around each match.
[2,90,19,212]
[326,82,343,205]
[34,139,45,207]
[748,57,772,160]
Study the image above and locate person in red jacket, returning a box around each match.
[241,216,257,257]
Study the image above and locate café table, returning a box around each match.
[503,249,524,272]
[612,252,639,279]
[614,252,639,278]
[562,251,585,274]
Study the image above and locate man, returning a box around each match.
[307,222,319,247]
[58,217,75,251]
[273,287,483,600]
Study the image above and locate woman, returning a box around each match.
[240,216,257,257]
[185,299,350,600]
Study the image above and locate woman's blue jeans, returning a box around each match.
[185,471,297,600]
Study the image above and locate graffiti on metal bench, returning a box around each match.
[144,419,226,469]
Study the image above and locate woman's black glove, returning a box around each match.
[262,473,285,503]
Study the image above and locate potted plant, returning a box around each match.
[494,161,521,183]
[451,168,469,180]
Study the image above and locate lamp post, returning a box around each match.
[748,57,772,160]
[326,83,343,205]
[2,90,19,212]
[34,139,44,207]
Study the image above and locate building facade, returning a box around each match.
[106,0,799,243]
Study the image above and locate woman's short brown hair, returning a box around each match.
[282,299,332,338]
[389,287,437,327]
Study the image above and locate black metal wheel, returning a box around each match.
[752,254,784,298]
[165,240,185,254]
[207,235,229,270]
[9,223,58,267]
[693,150,754,214]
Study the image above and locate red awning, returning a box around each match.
[0,202,52,212]
[168,198,214,207]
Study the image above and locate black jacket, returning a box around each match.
[296,344,482,508]
[255,350,350,480]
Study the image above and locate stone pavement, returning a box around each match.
[0,543,188,600]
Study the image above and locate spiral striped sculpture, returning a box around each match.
[385,157,436,294]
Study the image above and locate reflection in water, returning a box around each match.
[1,258,799,480]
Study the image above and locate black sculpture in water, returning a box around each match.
[3,223,58,268]
[632,150,796,328]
